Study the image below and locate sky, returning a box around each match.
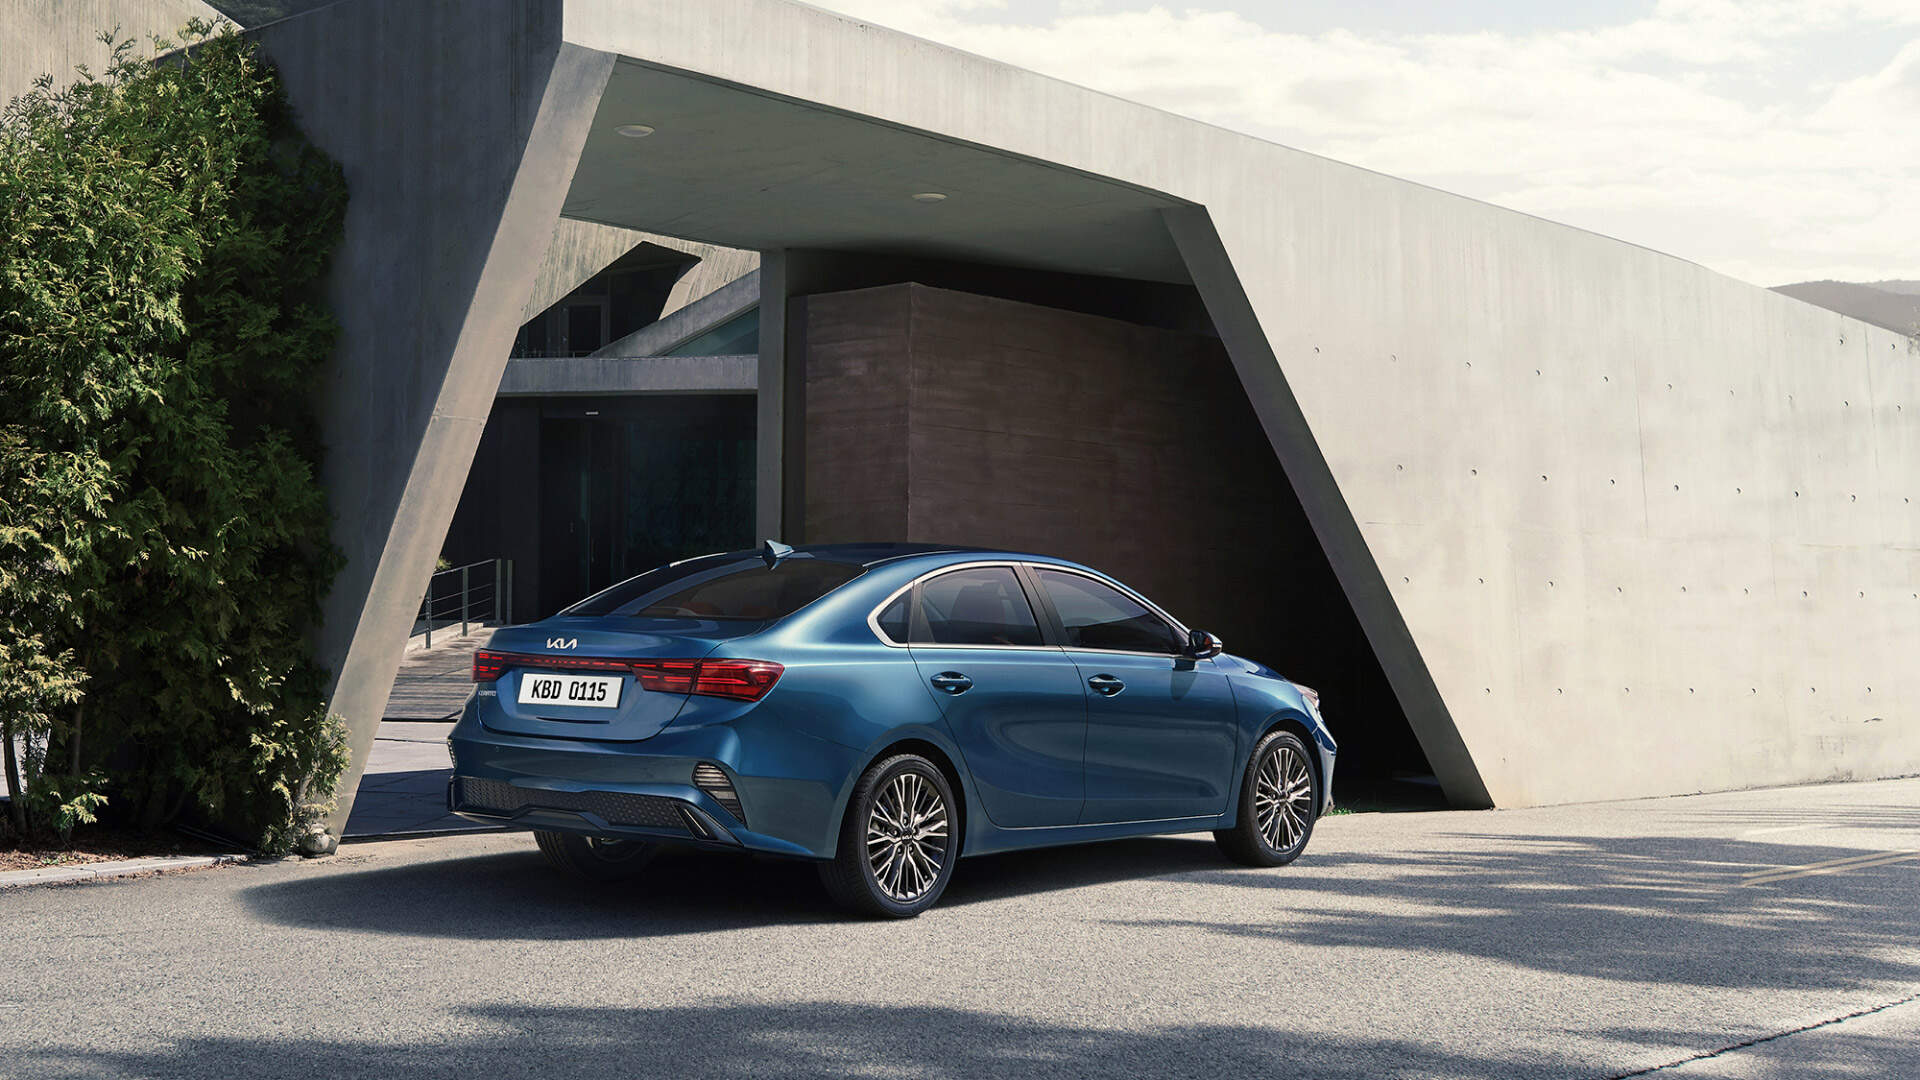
[804,0,1919,287]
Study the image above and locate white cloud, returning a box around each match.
[808,0,1920,285]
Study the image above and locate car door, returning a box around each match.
[878,564,1086,828]
[1026,566,1238,824]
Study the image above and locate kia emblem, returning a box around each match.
[546,637,578,650]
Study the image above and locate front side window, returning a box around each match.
[911,567,1044,647]
[1034,568,1182,654]
[564,553,864,621]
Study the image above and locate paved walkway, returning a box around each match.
[0,854,246,889]
[6,776,1918,1078]
[343,630,496,839]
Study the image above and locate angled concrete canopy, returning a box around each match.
[237,0,1916,832]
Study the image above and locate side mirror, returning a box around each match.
[1186,629,1224,660]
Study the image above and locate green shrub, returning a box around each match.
[0,22,349,852]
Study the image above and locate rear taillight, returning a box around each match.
[473,650,627,681]
[473,651,508,682]
[690,659,784,702]
[471,651,781,701]
[628,659,699,695]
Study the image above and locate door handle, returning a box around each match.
[929,672,973,694]
[1087,674,1125,696]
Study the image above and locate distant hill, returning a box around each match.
[1772,280,1920,337]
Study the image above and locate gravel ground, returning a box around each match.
[4,776,1917,1079]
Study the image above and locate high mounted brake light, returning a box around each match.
[472,651,782,702]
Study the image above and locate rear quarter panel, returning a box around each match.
[691,562,990,858]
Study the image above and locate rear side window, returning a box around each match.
[564,554,864,620]
[1033,568,1182,654]
[875,593,911,642]
[905,567,1044,647]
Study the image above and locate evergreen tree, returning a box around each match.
[1,23,348,850]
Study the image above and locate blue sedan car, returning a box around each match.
[448,542,1335,917]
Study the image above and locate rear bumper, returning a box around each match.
[448,775,746,849]
[447,698,862,859]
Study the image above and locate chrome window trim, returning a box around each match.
[865,559,1195,660]
[865,561,1055,651]
[1024,564,1193,659]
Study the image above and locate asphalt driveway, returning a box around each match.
[5,777,1918,1079]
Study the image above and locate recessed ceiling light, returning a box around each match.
[911,192,948,203]
[615,124,656,138]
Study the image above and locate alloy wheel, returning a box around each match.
[865,770,950,903]
[1253,742,1314,851]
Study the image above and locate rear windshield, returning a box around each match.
[562,554,865,621]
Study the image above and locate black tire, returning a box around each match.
[1215,729,1319,867]
[818,754,958,918]
[534,830,660,882]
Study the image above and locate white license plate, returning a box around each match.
[517,672,622,709]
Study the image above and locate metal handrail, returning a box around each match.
[417,558,513,649]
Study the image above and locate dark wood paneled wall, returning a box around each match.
[803,283,1302,626]
[796,284,1418,779]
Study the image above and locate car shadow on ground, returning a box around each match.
[238,834,1238,940]
[241,823,1920,998]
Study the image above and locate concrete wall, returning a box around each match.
[498,354,755,396]
[3,0,219,104]
[593,270,760,359]
[252,0,613,836]
[662,244,759,320]
[522,219,758,325]
[796,284,1422,778]
[577,0,1920,807]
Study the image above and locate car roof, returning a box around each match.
[789,542,1079,569]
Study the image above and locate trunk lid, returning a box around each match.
[477,617,763,741]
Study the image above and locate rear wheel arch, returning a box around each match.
[859,738,969,859]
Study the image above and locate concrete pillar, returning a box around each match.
[756,251,790,540]
[250,0,617,840]
[1162,206,1493,809]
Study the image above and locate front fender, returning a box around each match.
[1221,669,1340,823]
